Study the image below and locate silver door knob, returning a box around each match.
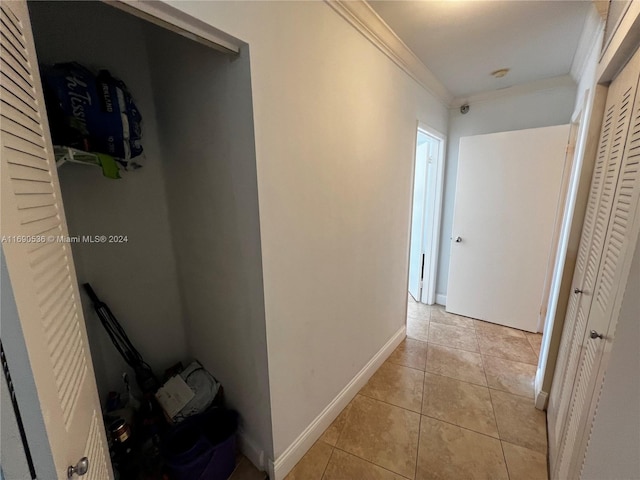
[574,288,584,294]
[67,457,89,478]
[589,330,604,340]
[455,237,462,243]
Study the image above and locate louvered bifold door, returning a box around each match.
[572,50,640,478]
[0,2,111,479]
[548,48,639,474]
[548,82,614,463]
[552,47,640,480]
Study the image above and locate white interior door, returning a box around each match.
[408,134,429,300]
[421,137,440,305]
[0,2,111,478]
[447,125,570,332]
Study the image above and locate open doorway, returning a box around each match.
[3,1,270,477]
[407,125,445,306]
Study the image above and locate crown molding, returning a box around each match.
[570,5,605,83]
[450,74,577,109]
[325,0,453,106]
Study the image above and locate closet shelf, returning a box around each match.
[54,146,102,169]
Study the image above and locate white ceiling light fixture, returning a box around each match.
[491,68,510,78]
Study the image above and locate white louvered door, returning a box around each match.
[571,54,640,477]
[551,47,640,480]
[0,1,111,479]
[548,53,638,465]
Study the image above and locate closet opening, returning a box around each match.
[28,1,271,477]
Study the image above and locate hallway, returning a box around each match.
[285,298,547,479]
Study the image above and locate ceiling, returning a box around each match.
[368,1,592,99]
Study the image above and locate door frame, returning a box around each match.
[109,0,241,55]
[407,122,446,306]
[534,89,605,410]
[3,2,245,479]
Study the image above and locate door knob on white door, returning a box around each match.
[455,236,462,243]
[67,457,89,478]
[589,330,604,340]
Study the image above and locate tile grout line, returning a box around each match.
[429,318,476,331]
[331,370,416,478]
[356,387,506,443]
[479,350,539,366]
[487,386,511,479]
[331,444,413,480]
[501,439,549,456]
[523,334,541,358]
[480,351,501,440]
[424,338,481,355]
[356,390,423,415]
[332,399,351,450]
[319,446,334,480]
[487,385,536,401]
[423,366,536,401]
[414,411,423,480]
[480,350,540,366]
[420,411,502,442]
[340,378,421,478]
[424,341,488,387]
[479,349,508,454]
[423,366,487,388]
[414,369,426,480]
[385,358,429,374]
[412,328,539,366]
[400,340,538,396]
[501,439,514,480]
[417,337,538,366]
[423,341,428,372]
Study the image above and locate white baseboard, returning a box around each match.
[435,293,447,306]
[267,460,276,480]
[535,390,549,411]
[237,429,266,473]
[271,325,406,480]
[534,369,548,410]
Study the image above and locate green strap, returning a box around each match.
[95,153,121,179]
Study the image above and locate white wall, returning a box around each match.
[145,28,273,460]
[581,230,640,479]
[28,2,188,398]
[438,85,577,298]
[163,0,448,462]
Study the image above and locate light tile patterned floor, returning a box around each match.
[285,298,548,480]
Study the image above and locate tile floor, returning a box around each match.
[285,298,547,480]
